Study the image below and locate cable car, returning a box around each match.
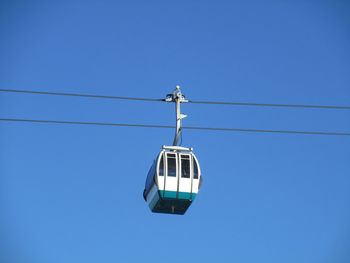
[143,86,203,215]
[143,145,202,215]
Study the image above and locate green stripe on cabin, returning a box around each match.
[159,190,197,200]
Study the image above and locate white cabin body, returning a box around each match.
[143,146,202,215]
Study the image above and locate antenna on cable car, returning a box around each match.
[165,85,188,146]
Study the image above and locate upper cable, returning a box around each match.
[1,88,350,110]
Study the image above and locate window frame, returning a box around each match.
[193,156,199,179]
[180,154,191,179]
[158,154,164,176]
[166,153,177,177]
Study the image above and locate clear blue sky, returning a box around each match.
[1,1,350,262]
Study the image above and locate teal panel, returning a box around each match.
[158,190,197,200]
[162,190,177,199]
[177,192,191,199]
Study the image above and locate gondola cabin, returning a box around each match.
[143,145,202,215]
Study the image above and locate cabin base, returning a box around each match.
[148,190,197,215]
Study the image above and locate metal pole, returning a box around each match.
[165,85,188,146]
[173,95,181,146]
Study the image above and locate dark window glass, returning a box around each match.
[181,156,190,178]
[194,159,199,179]
[167,154,176,177]
[159,155,164,176]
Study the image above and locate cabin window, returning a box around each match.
[159,155,164,176]
[181,155,190,178]
[167,154,177,177]
[194,158,199,179]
